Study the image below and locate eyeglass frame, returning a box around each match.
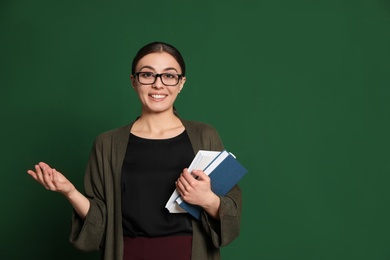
[133,72,184,86]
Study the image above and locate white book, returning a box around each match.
[165,150,221,213]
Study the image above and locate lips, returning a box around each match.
[150,94,167,99]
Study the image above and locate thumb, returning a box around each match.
[191,169,207,180]
[52,168,58,180]
[52,169,61,186]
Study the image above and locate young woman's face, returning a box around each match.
[131,52,186,114]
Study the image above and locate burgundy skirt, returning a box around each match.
[123,235,192,260]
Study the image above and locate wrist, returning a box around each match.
[202,193,220,210]
[63,187,78,200]
[202,193,221,220]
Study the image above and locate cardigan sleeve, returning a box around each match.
[192,122,242,248]
[69,137,108,252]
[201,185,242,247]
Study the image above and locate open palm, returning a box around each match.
[27,162,75,195]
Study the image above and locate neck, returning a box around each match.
[131,110,184,139]
[139,112,179,129]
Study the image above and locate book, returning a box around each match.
[165,150,221,213]
[175,150,247,220]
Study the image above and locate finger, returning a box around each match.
[177,176,187,193]
[35,164,45,184]
[176,180,183,193]
[52,168,58,181]
[190,169,205,179]
[40,165,53,190]
[27,169,38,180]
[183,171,201,189]
[182,169,197,183]
[43,167,56,190]
[52,169,62,189]
[176,180,189,197]
[38,162,52,169]
[178,173,191,188]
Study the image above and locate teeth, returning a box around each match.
[151,95,166,99]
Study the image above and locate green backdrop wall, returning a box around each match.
[1,0,389,259]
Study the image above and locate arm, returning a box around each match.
[204,127,242,247]
[27,156,106,252]
[182,120,242,246]
[176,168,242,247]
[69,138,108,252]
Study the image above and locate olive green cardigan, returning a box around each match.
[69,119,242,260]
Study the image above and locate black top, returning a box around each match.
[121,130,194,237]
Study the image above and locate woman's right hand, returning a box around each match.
[27,162,76,196]
[27,162,90,219]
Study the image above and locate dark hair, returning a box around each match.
[131,42,186,76]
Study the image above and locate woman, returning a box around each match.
[27,42,242,260]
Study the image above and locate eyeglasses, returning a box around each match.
[133,72,183,86]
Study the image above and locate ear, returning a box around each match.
[130,74,137,89]
[179,76,186,92]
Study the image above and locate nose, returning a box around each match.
[152,75,164,88]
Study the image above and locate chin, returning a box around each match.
[145,106,174,114]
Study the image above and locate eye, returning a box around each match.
[139,72,154,78]
[163,73,177,79]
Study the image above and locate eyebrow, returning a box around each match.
[139,66,179,73]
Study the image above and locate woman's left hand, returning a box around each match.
[176,168,220,219]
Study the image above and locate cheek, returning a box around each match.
[171,89,181,97]
[133,86,147,99]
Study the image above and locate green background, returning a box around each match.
[1,0,389,259]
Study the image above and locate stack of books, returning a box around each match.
[165,150,247,220]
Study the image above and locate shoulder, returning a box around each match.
[94,123,132,146]
[180,119,224,151]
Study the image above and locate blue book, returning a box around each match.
[176,150,247,220]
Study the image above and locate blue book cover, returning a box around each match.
[177,150,247,220]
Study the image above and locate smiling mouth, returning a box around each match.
[150,94,167,99]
